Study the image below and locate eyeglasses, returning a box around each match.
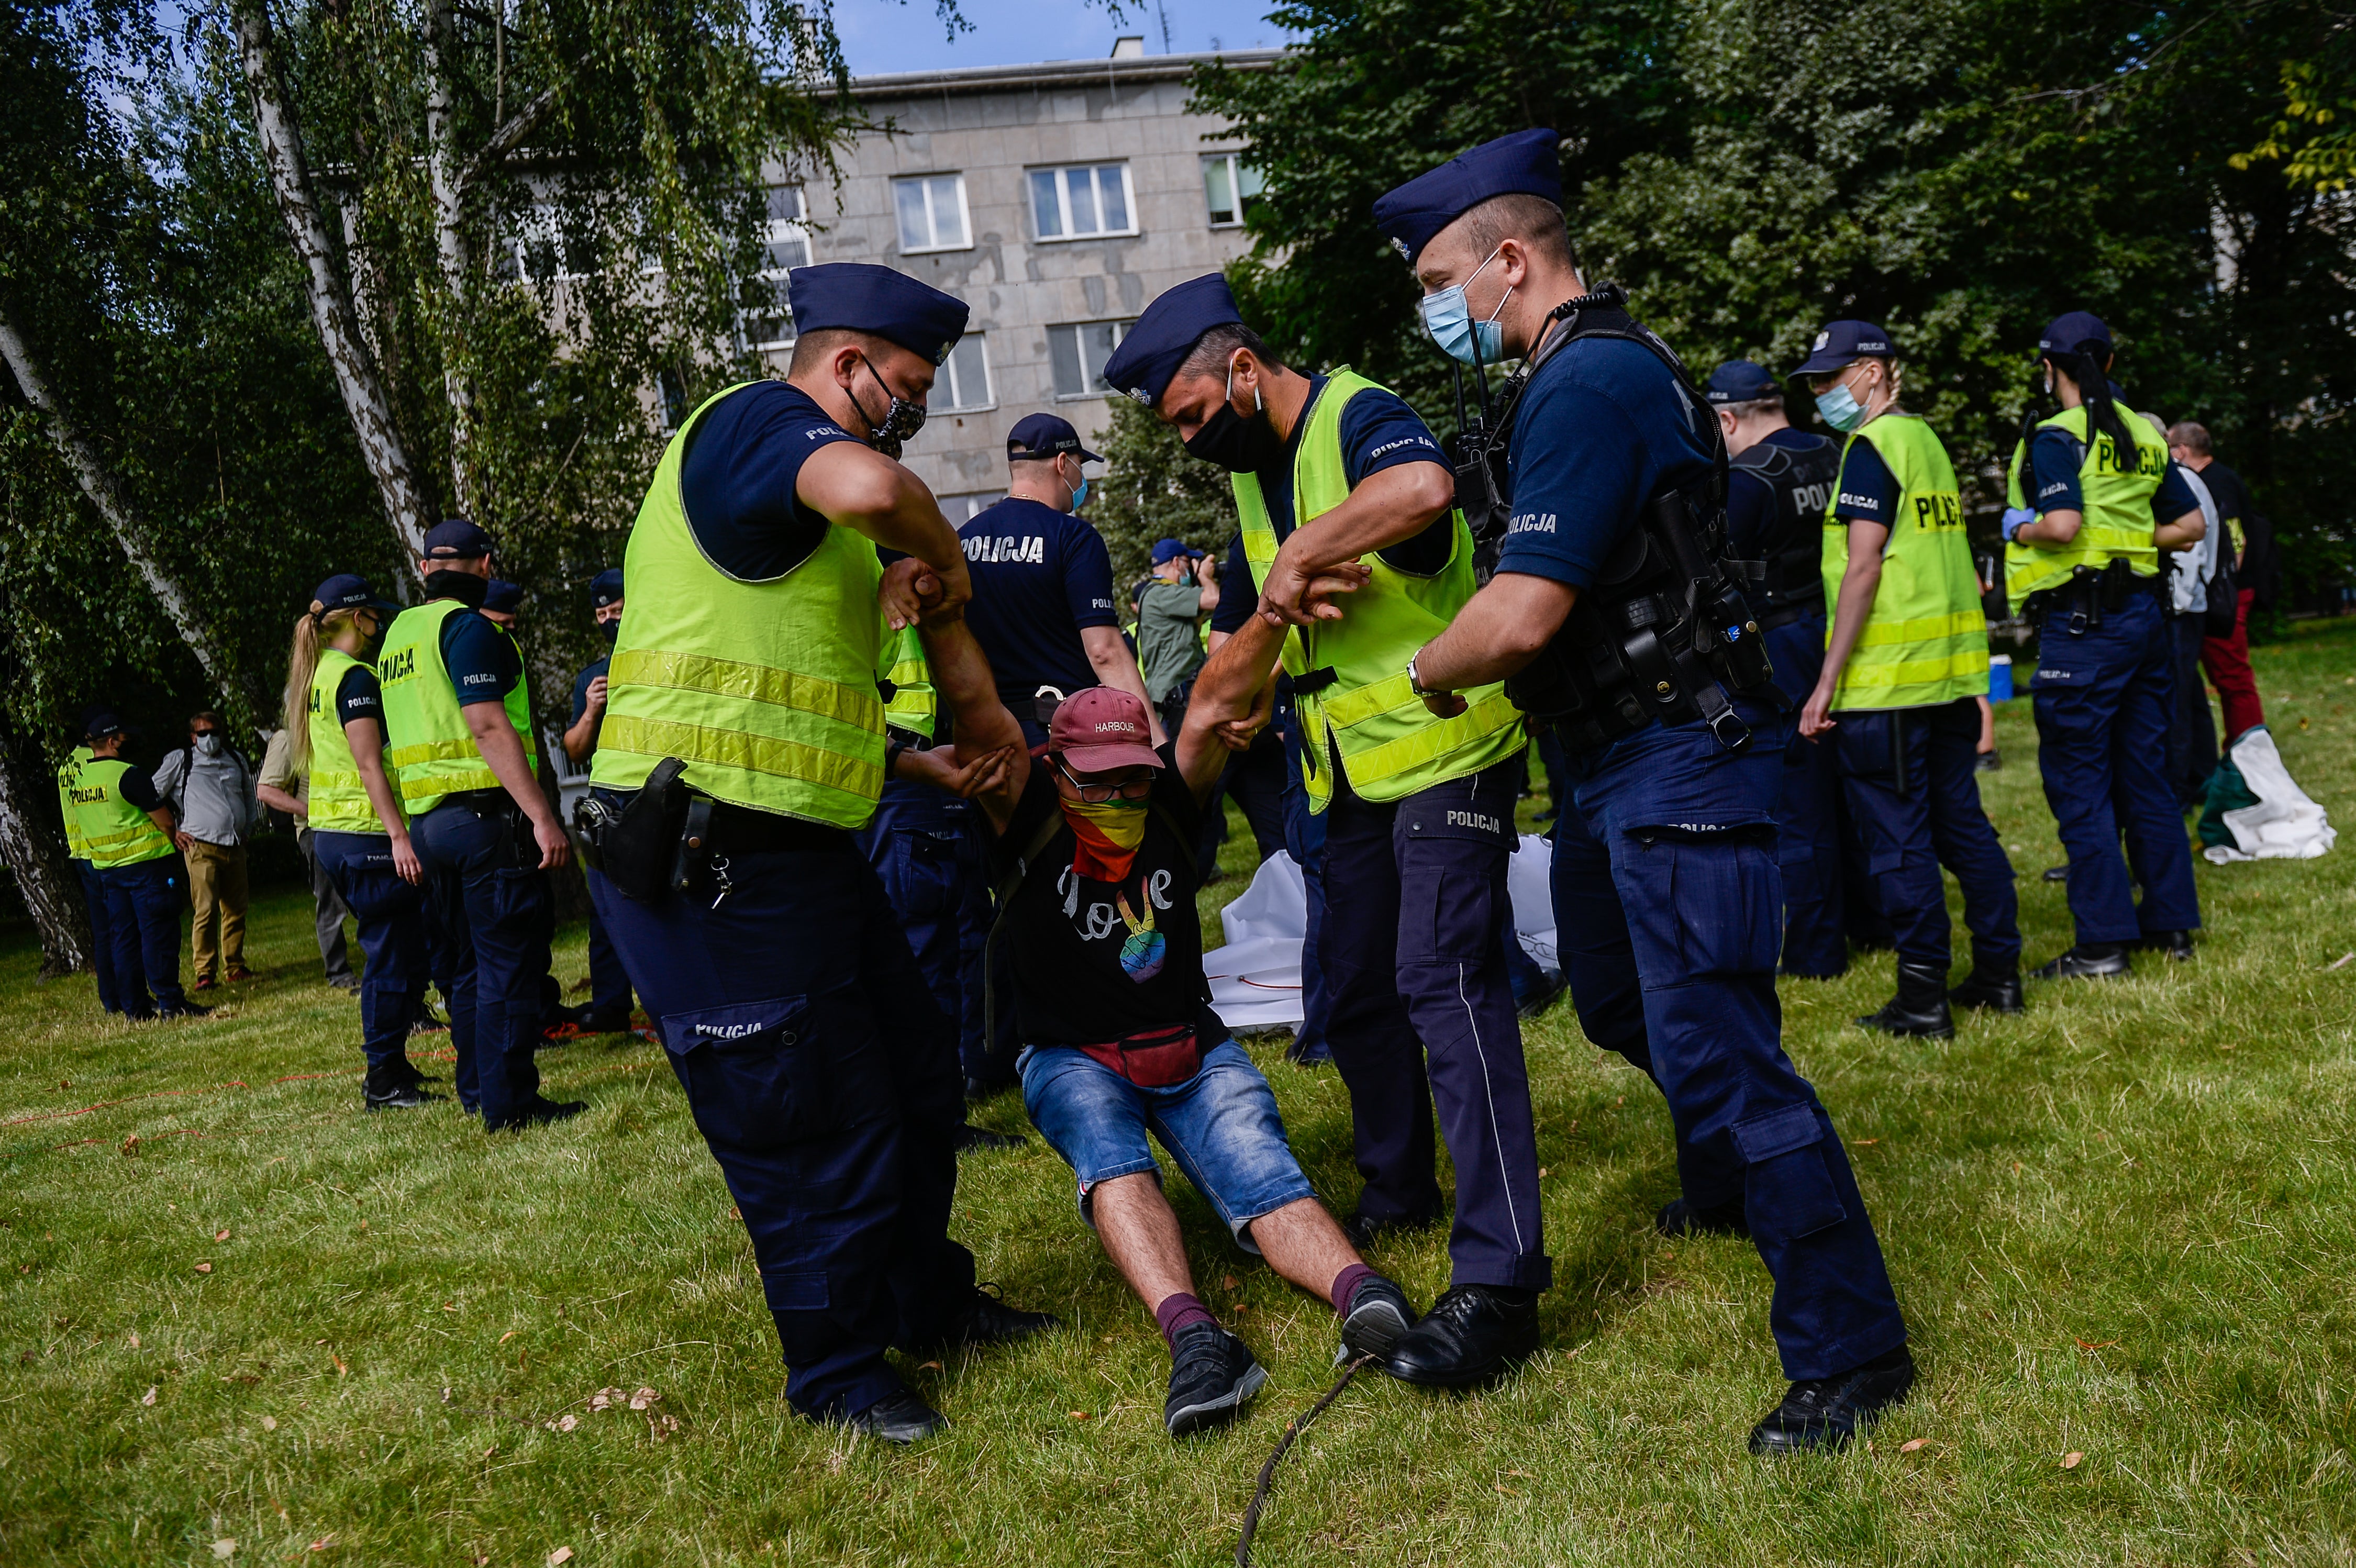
[1054,761,1152,804]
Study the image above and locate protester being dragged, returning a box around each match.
[54,729,124,1014]
[152,710,259,993]
[558,568,636,1035]
[284,575,440,1109]
[257,725,361,994]
[71,710,206,1020]
[912,547,1421,1437]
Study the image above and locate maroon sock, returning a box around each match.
[1329,1262,1379,1317]
[1153,1292,1216,1348]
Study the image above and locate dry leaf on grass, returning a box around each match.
[498,1330,518,1344]
[2074,1338,2118,1351]
[543,1413,579,1432]
[262,1416,277,1431]
[2062,1451,2085,1469]
[332,1356,348,1376]
[917,1361,943,1373]
[210,1540,236,1559]
[1070,1410,1090,1420]
[549,1549,574,1566]
[1898,1438,1929,1453]
[307,1537,334,1552]
[628,1387,660,1410]
[195,1262,213,1274]
[140,1386,158,1407]
[649,1413,682,1441]
[215,1228,231,1242]
[587,1387,624,1412]
[128,1333,139,1349]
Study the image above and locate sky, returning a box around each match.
[830,0,1299,76]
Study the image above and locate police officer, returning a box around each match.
[72,711,207,1020]
[1708,360,1849,978]
[1790,324,2021,1032]
[959,414,1158,749]
[379,519,582,1130]
[287,574,439,1109]
[1376,130,1911,1449]
[559,568,636,1034]
[584,263,1053,1444]
[1103,272,1547,1386]
[2004,312,2206,974]
[54,724,124,1015]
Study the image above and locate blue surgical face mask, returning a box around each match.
[1069,475,1090,512]
[1420,246,1513,367]
[1814,383,1865,432]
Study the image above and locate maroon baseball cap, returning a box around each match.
[1048,687,1163,773]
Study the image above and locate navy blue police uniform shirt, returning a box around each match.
[336,663,385,729]
[116,761,166,814]
[678,380,866,581]
[440,609,523,708]
[1726,427,1831,559]
[1829,437,1900,527]
[2027,421,2201,526]
[1496,336,1714,588]
[957,497,1118,703]
[570,654,610,729]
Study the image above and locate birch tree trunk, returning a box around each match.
[0,299,270,725]
[423,0,479,518]
[232,0,431,561]
[0,728,93,981]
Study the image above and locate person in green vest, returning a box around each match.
[54,728,124,1015]
[1102,272,1549,1388]
[1792,319,2022,1035]
[378,518,580,1131]
[2000,312,2207,976]
[71,710,205,1020]
[582,263,1054,1444]
[284,573,441,1110]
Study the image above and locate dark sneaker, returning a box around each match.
[1948,967,2025,1014]
[1383,1284,1540,1388]
[954,1123,1025,1153]
[1164,1321,1266,1438]
[1341,1208,1441,1251]
[1337,1274,1417,1364]
[2138,929,2195,962]
[2041,864,2069,883]
[2030,946,2131,981]
[364,1083,442,1112]
[1656,1196,1749,1239]
[1748,1344,1916,1454]
[841,1388,947,1445]
[944,1283,1058,1350]
[1975,750,2003,772]
[1515,968,1567,1021]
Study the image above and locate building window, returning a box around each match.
[512,204,597,281]
[939,491,1005,521]
[1029,164,1136,241]
[894,174,970,253]
[1202,154,1265,228]
[746,184,807,350]
[938,335,993,412]
[1048,320,1132,399]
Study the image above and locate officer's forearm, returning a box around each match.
[343,718,410,839]
[1818,557,1884,693]
[2019,508,2083,547]
[917,613,1025,762]
[1278,461,1454,573]
[2154,509,2205,551]
[560,713,600,763]
[462,706,556,826]
[1414,571,1577,692]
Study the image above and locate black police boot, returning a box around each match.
[571,1009,632,1035]
[1748,1343,1916,1454]
[157,999,212,1020]
[841,1387,947,1445]
[1336,1274,1418,1365]
[1655,1196,1749,1239]
[1855,963,1954,1038]
[2138,929,2196,962]
[1382,1284,1540,1388]
[1164,1320,1266,1438]
[1947,961,2025,1015]
[1515,968,1566,1021]
[944,1283,1059,1350]
[2040,864,2069,883]
[364,1081,440,1112]
[2030,944,2131,981]
[1341,1207,1441,1251]
[492,1097,587,1130]
[954,1122,1026,1153]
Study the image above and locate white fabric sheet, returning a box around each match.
[2205,726,2336,863]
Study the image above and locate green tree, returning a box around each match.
[1090,398,1240,597]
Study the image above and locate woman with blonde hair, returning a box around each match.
[286,574,437,1110]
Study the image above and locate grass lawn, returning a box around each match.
[6,621,2356,1566]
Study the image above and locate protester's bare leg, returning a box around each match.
[1093,1172,1197,1310]
[1248,1196,1363,1299]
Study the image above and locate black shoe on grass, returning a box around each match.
[1656,1196,1749,1239]
[946,1283,1059,1350]
[2030,945,2131,981]
[1383,1284,1539,1388]
[842,1388,947,1445]
[1748,1345,1916,1454]
[1337,1274,1418,1364]
[1165,1321,1266,1438]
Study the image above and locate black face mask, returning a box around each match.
[424,569,489,608]
[1183,366,1286,473]
[599,618,620,645]
[852,355,927,460]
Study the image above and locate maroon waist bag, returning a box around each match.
[1076,1022,1202,1088]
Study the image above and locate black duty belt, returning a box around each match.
[2022,559,2159,633]
[694,796,853,857]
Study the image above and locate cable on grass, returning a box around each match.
[1235,1353,1372,1566]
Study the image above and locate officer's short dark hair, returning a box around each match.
[2166,420,2211,456]
[1719,392,1784,419]
[1177,322,1288,384]
[1454,192,1576,271]
[788,326,909,376]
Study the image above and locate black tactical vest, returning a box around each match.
[1729,433,1840,623]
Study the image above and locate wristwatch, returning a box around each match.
[1407,651,1443,700]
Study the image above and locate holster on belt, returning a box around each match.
[573,758,687,902]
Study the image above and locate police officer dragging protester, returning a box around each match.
[1790,323,2021,1033]
[71,710,207,1020]
[55,726,125,1015]
[285,574,440,1109]
[559,568,637,1034]
[2003,313,2205,975]
[1376,129,1912,1450]
[379,519,583,1130]
[580,263,1053,1444]
[1708,360,1848,978]
[1104,272,1549,1388]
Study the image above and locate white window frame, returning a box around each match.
[893,173,973,254]
[1201,153,1264,229]
[746,184,809,351]
[513,203,589,282]
[1028,163,1140,243]
[1047,319,1133,401]
[937,333,995,413]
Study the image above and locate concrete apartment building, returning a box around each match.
[747,39,1284,517]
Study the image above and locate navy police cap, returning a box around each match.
[1705,360,1779,406]
[590,568,624,608]
[1788,320,1896,379]
[1102,273,1244,408]
[424,518,497,559]
[482,579,524,615]
[82,707,125,741]
[1373,129,1562,268]
[787,263,970,368]
[1151,537,1203,565]
[312,573,399,618]
[2039,311,2112,355]
[1007,412,1102,464]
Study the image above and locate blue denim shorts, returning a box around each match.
[1018,1040,1317,1254]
